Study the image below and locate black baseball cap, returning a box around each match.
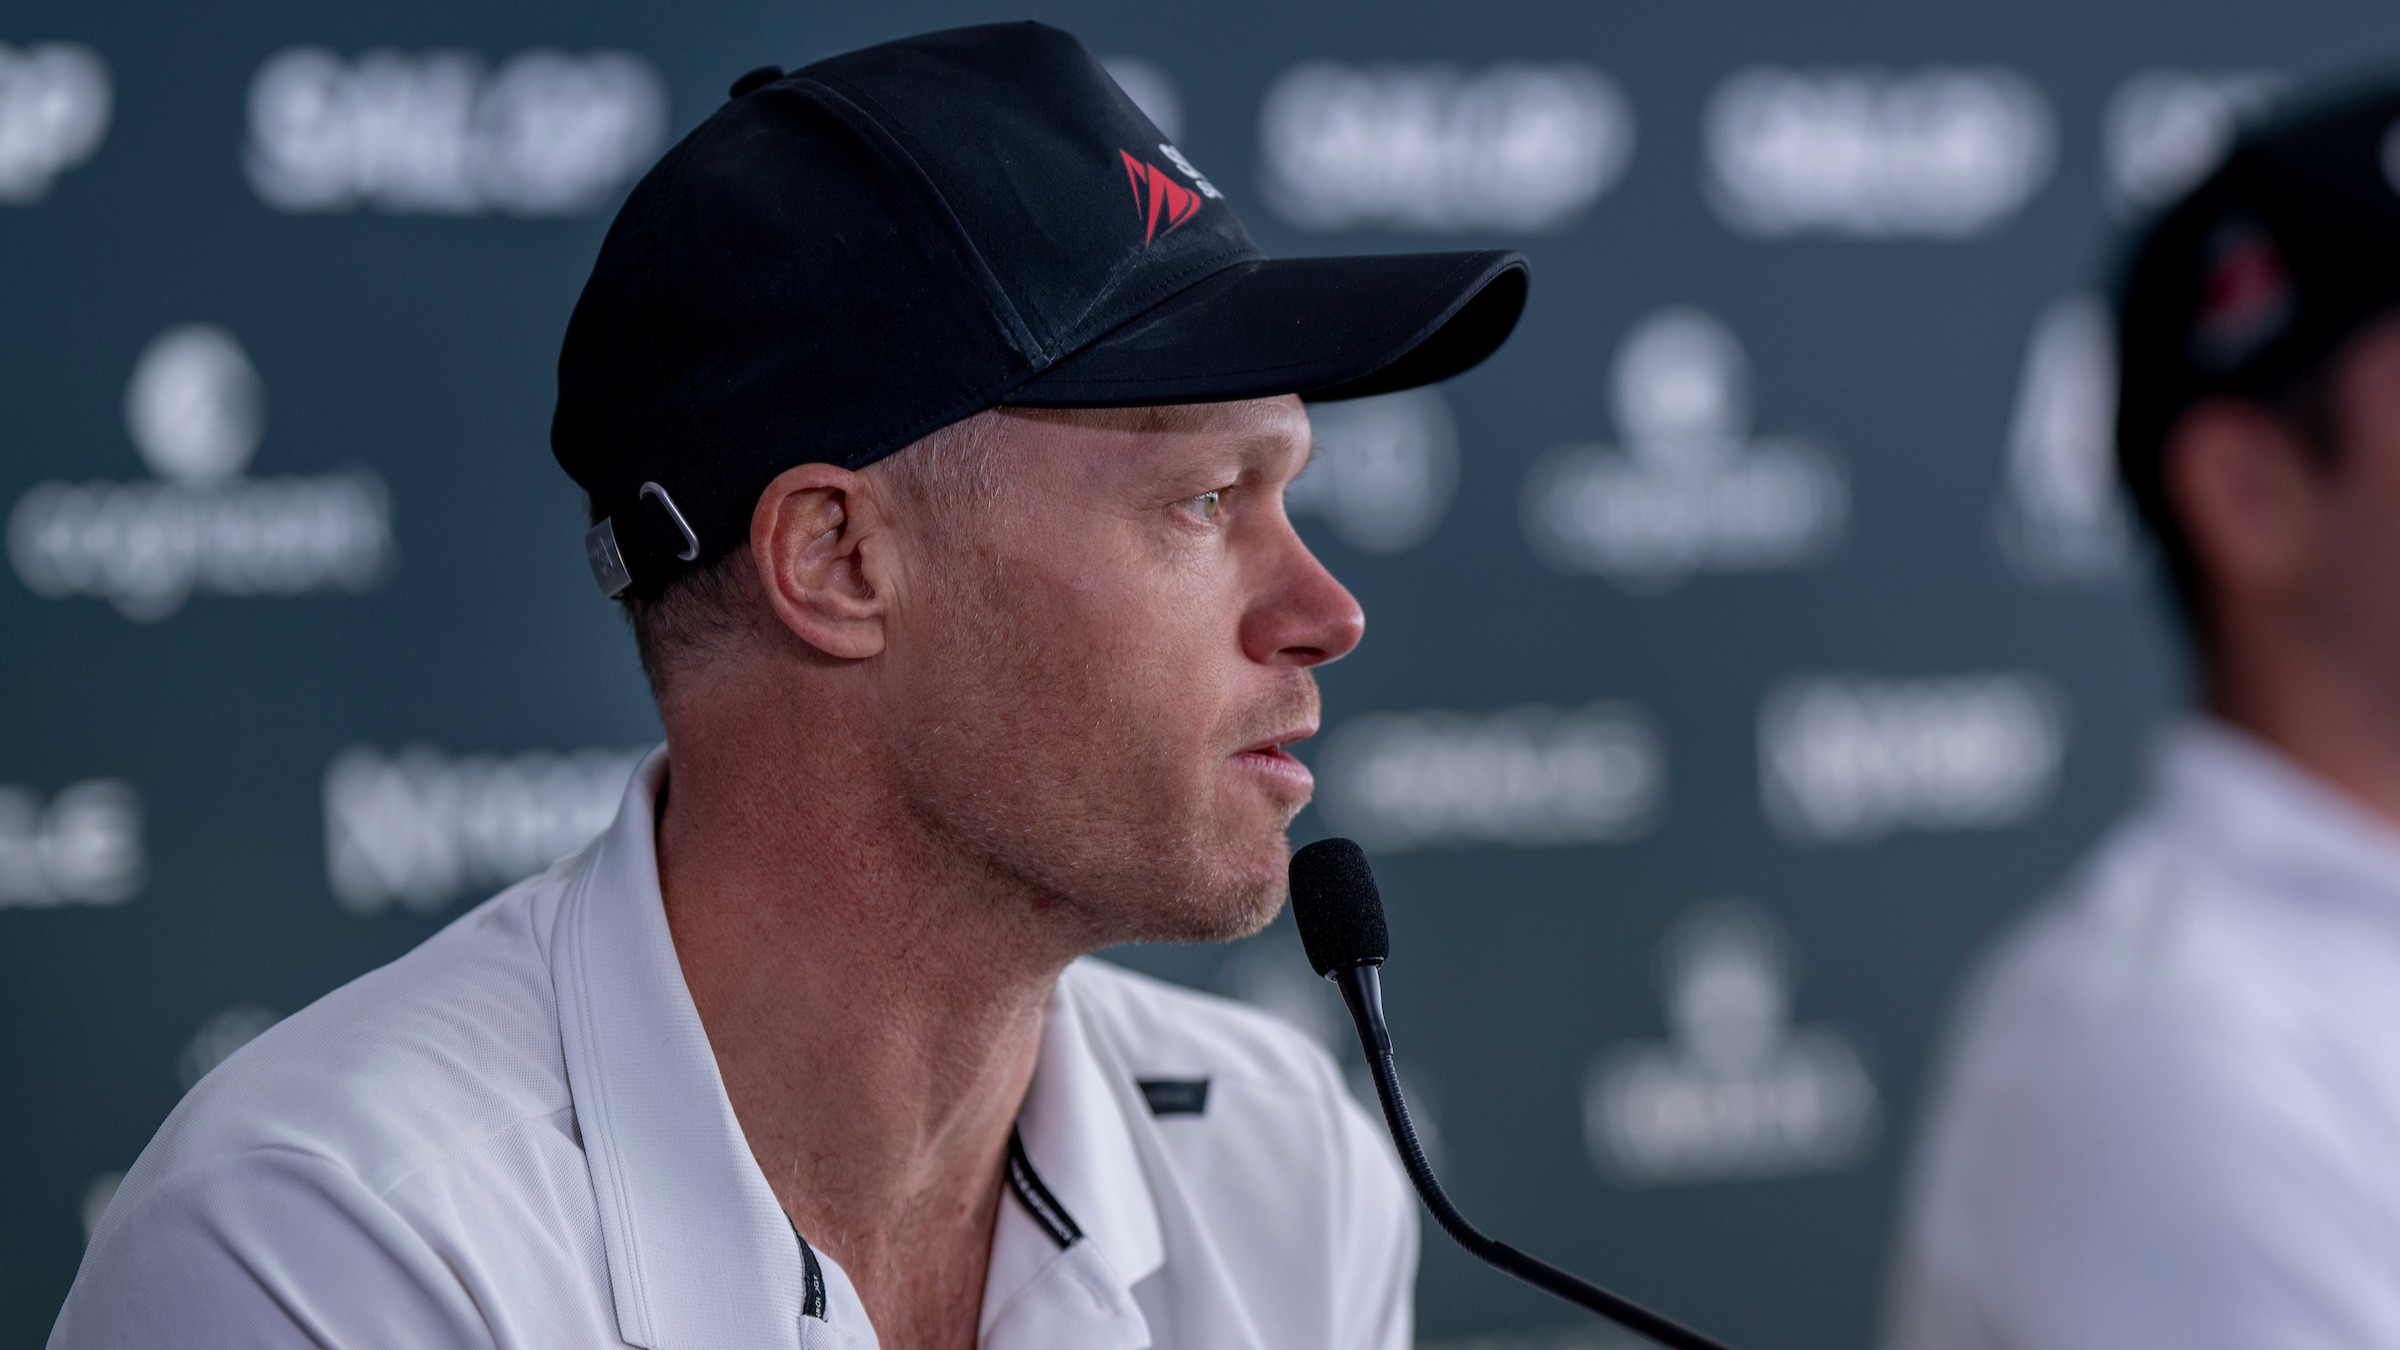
[553,21,1530,599]
[2118,82,2400,526]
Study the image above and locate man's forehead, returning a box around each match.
[988,399,1312,483]
[1008,397,1307,440]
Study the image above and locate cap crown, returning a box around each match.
[553,22,1258,579]
[2117,83,2400,513]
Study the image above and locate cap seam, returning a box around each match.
[798,75,1050,359]
[1043,238,1256,361]
[837,361,1046,470]
[665,359,1033,571]
[803,71,1259,367]
[1028,253,1512,389]
[637,78,1055,553]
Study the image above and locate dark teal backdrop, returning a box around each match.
[5,2,2389,1346]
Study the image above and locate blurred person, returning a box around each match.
[1888,86,2400,1350]
[50,24,1530,1350]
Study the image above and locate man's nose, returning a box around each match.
[1241,528,1366,668]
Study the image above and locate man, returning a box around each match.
[1888,86,2400,1350]
[53,23,1529,1350]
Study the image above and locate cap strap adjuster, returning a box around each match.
[640,481,702,562]
[586,517,634,598]
[586,481,705,599]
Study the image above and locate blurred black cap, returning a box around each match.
[553,21,1530,599]
[2118,83,2400,520]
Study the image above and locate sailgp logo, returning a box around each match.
[1120,144,1217,244]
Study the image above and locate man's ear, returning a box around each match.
[2166,397,2328,608]
[750,462,891,660]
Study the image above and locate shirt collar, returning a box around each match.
[2153,716,2400,910]
[551,747,822,1350]
[978,962,1167,1349]
[1021,963,1168,1282]
[553,749,1168,1350]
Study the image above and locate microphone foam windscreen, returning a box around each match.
[1289,837,1390,976]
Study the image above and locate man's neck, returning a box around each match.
[2209,626,2400,831]
[653,701,1080,1350]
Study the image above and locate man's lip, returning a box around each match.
[1237,726,1318,757]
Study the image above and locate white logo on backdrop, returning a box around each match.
[0,43,110,202]
[8,325,392,620]
[1286,388,1458,552]
[2103,70,2281,220]
[178,1004,281,1090]
[1260,62,1632,232]
[1704,67,2054,238]
[325,745,645,915]
[246,48,667,215]
[126,324,265,484]
[1759,673,2066,846]
[1995,295,2133,581]
[1523,308,1846,590]
[1101,56,1183,143]
[0,779,142,908]
[1585,900,1878,1187]
[1314,703,1662,852]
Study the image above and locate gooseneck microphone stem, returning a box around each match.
[1332,965,1737,1350]
[1289,837,1738,1350]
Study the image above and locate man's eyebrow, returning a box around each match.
[1228,431,1312,475]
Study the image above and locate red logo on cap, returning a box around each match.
[2192,220,2294,371]
[1121,150,1202,244]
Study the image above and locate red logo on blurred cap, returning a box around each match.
[1121,150,1202,244]
[2191,220,2294,371]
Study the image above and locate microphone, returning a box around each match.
[1289,838,1737,1350]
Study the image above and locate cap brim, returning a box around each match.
[1005,249,1528,408]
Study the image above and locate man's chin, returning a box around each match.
[1146,883,1286,946]
[1111,831,1291,946]
[1203,876,1289,943]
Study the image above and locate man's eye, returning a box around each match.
[1186,488,1224,521]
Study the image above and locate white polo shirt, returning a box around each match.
[1888,719,2400,1350]
[52,749,1416,1350]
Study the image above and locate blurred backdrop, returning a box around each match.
[7,1,2393,1346]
